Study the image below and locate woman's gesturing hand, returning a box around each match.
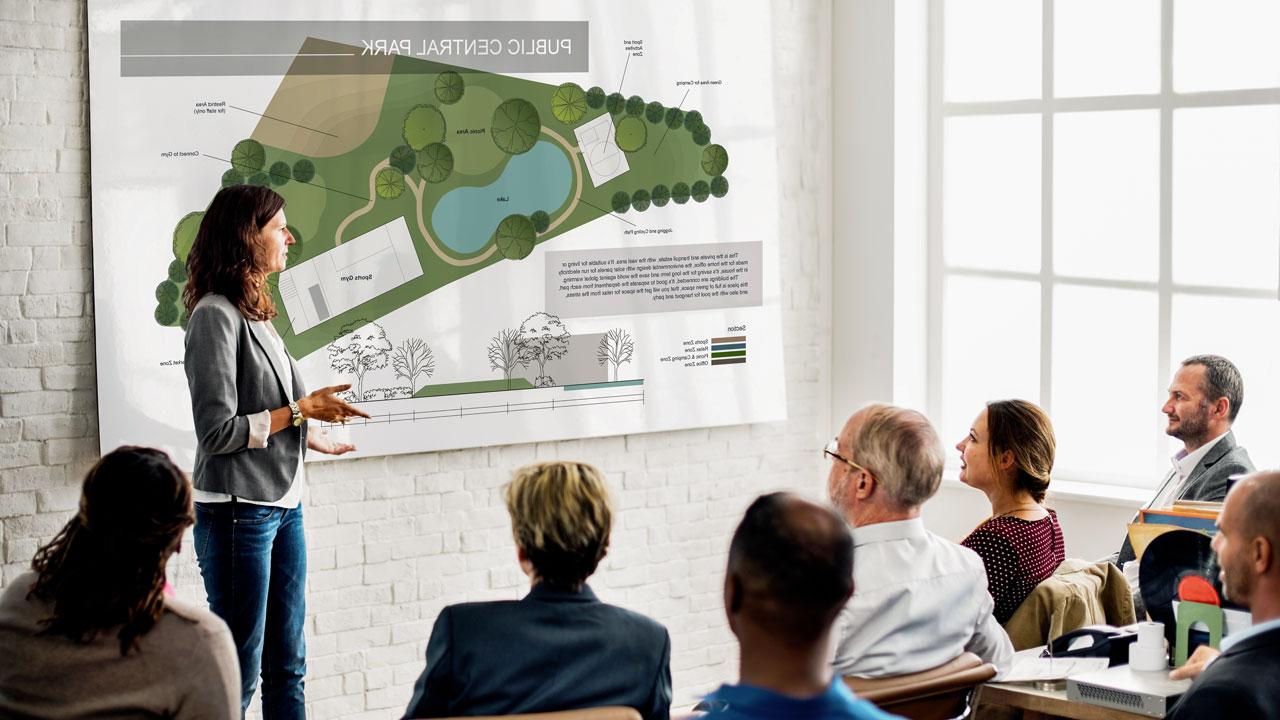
[297,384,372,423]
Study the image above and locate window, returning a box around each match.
[928,0,1280,488]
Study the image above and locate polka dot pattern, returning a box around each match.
[961,510,1065,624]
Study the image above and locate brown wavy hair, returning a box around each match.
[985,399,1056,503]
[28,446,195,656]
[183,184,285,320]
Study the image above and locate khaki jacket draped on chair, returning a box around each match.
[1002,559,1136,651]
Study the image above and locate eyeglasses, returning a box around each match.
[824,437,869,475]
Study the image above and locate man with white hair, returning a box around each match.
[826,403,1013,678]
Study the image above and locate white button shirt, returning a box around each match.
[831,517,1014,679]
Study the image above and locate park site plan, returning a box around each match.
[88,4,785,462]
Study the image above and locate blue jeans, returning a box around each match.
[195,501,307,720]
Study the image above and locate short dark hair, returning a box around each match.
[727,493,854,643]
[1182,354,1244,421]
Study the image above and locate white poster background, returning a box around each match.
[88,1,784,467]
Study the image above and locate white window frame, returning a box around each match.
[924,0,1280,488]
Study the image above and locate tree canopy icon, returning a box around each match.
[392,337,435,393]
[615,116,647,152]
[292,158,316,183]
[487,328,521,388]
[403,104,446,151]
[517,312,571,388]
[389,145,416,174]
[701,144,729,176]
[375,168,405,199]
[596,329,635,382]
[494,214,536,260]
[418,143,454,183]
[550,82,587,125]
[327,320,393,400]
[435,71,465,104]
[230,139,265,175]
[491,98,541,155]
[585,86,606,109]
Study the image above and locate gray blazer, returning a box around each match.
[184,293,308,502]
[1116,430,1254,566]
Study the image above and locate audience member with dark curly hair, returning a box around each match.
[0,446,240,719]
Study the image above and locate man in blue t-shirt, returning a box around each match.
[701,493,901,720]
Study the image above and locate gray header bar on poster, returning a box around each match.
[120,21,589,76]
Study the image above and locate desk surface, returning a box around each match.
[979,682,1156,720]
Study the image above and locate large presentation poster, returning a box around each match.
[88,2,785,465]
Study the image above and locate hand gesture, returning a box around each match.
[298,384,371,424]
[1169,645,1221,681]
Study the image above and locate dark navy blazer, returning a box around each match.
[401,584,671,720]
[1166,626,1280,720]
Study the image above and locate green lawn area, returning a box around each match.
[413,378,535,398]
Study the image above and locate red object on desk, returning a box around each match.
[1177,575,1219,606]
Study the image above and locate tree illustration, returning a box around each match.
[605,92,625,115]
[292,158,316,183]
[418,143,454,183]
[585,86,606,109]
[491,98,540,155]
[327,320,393,400]
[530,210,550,233]
[631,188,651,212]
[625,95,645,117]
[375,168,405,199]
[435,71,465,104]
[596,329,634,382]
[651,184,671,207]
[615,116,647,152]
[611,191,632,213]
[710,175,729,198]
[691,122,712,146]
[664,107,685,129]
[389,145,417,174]
[701,144,729,176]
[230,139,265,174]
[550,82,587,125]
[495,214,536,260]
[671,182,691,205]
[517,312,570,388]
[268,161,291,186]
[683,110,703,130]
[392,337,435,393]
[692,180,711,202]
[644,100,665,124]
[221,169,244,188]
[168,258,187,283]
[403,104,446,150]
[487,328,521,388]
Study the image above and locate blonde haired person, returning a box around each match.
[402,461,672,720]
[956,399,1065,623]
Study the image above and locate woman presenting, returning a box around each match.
[182,184,369,718]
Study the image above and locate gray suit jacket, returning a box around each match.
[1116,430,1253,566]
[184,293,308,502]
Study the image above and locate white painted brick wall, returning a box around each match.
[0,2,833,717]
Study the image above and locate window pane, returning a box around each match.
[941,275,1041,456]
[1174,0,1280,92]
[1172,105,1280,289]
[944,115,1041,272]
[1170,295,1280,472]
[1054,110,1159,281]
[945,0,1041,101]
[1052,285,1159,484]
[1055,0,1159,97]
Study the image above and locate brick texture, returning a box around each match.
[0,2,834,716]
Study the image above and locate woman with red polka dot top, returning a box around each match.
[956,400,1065,624]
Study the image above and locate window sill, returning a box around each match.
[939,473,1149,509]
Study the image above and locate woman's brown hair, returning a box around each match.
[505,461,613,590]
[985,399,1056,504]
[28,446,195,656]
[183,184,285,320]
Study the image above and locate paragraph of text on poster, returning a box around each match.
[546,241,762,318]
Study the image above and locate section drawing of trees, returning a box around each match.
[487,328,521,389]
[517,312,570,388]
[596,329,635,382]
[392,338,435,394]
[327,320,393,401]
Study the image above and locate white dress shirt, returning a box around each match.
[193,319,304,508]
[1148,430,1230,510]
[830,517,1014,679]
